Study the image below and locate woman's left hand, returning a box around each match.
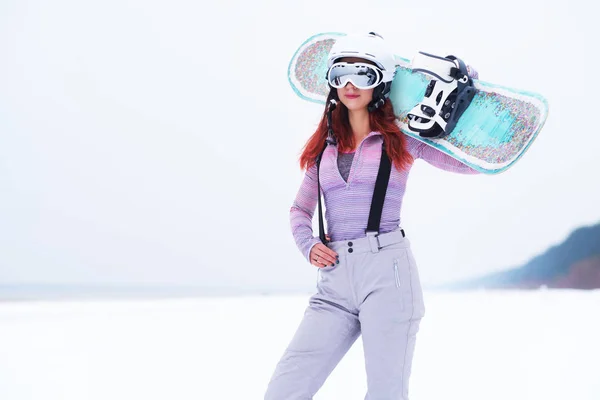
[466,64,479,80]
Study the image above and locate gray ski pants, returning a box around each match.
[265,229,426,400]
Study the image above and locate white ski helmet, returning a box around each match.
[327,32,397,87]
[327,32,398,111]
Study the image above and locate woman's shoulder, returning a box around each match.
[401,133,423,156]
[371,130,421,157]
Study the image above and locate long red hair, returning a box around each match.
[299,91,413,171]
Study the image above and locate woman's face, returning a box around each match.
[335,57,375,112]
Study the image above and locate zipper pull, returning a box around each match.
[393,260,401,288]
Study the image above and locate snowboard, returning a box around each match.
[288,32,549,174]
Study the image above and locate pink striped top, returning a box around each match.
[290,132,479,261]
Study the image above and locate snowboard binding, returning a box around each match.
[407,52,476,139]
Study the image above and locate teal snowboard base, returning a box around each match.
[288,32,549,174]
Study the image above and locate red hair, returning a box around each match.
[299,91,413,171]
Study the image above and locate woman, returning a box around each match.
[265,32,479,399]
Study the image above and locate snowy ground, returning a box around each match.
[0,290,598,400]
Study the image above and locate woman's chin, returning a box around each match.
[341,99,369,111]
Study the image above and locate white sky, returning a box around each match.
[1,0,598,290]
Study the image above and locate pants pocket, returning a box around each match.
[390,253,415,316]
[393,259,402,289]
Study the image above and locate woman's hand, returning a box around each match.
[466,64,479,80]
[309,235,339,268]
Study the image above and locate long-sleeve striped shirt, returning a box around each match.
[290,132,479,261]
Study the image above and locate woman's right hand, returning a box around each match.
[310,239,339,268]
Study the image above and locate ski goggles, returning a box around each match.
[326,62,384,90]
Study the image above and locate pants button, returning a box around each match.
[348,248,353,253]
[348,241,353,247]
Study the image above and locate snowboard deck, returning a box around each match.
[288,32,549,174]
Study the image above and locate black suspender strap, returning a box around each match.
[366,143,392,233]
[315,141,392,245]
[315,142,328,244]
[315,99,337,245]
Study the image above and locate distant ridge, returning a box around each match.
[449,222,600,290]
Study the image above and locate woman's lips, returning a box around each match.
[345,94,360,99]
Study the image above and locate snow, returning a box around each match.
[1,290,598,399]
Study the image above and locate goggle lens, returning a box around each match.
[327,62,383,90]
